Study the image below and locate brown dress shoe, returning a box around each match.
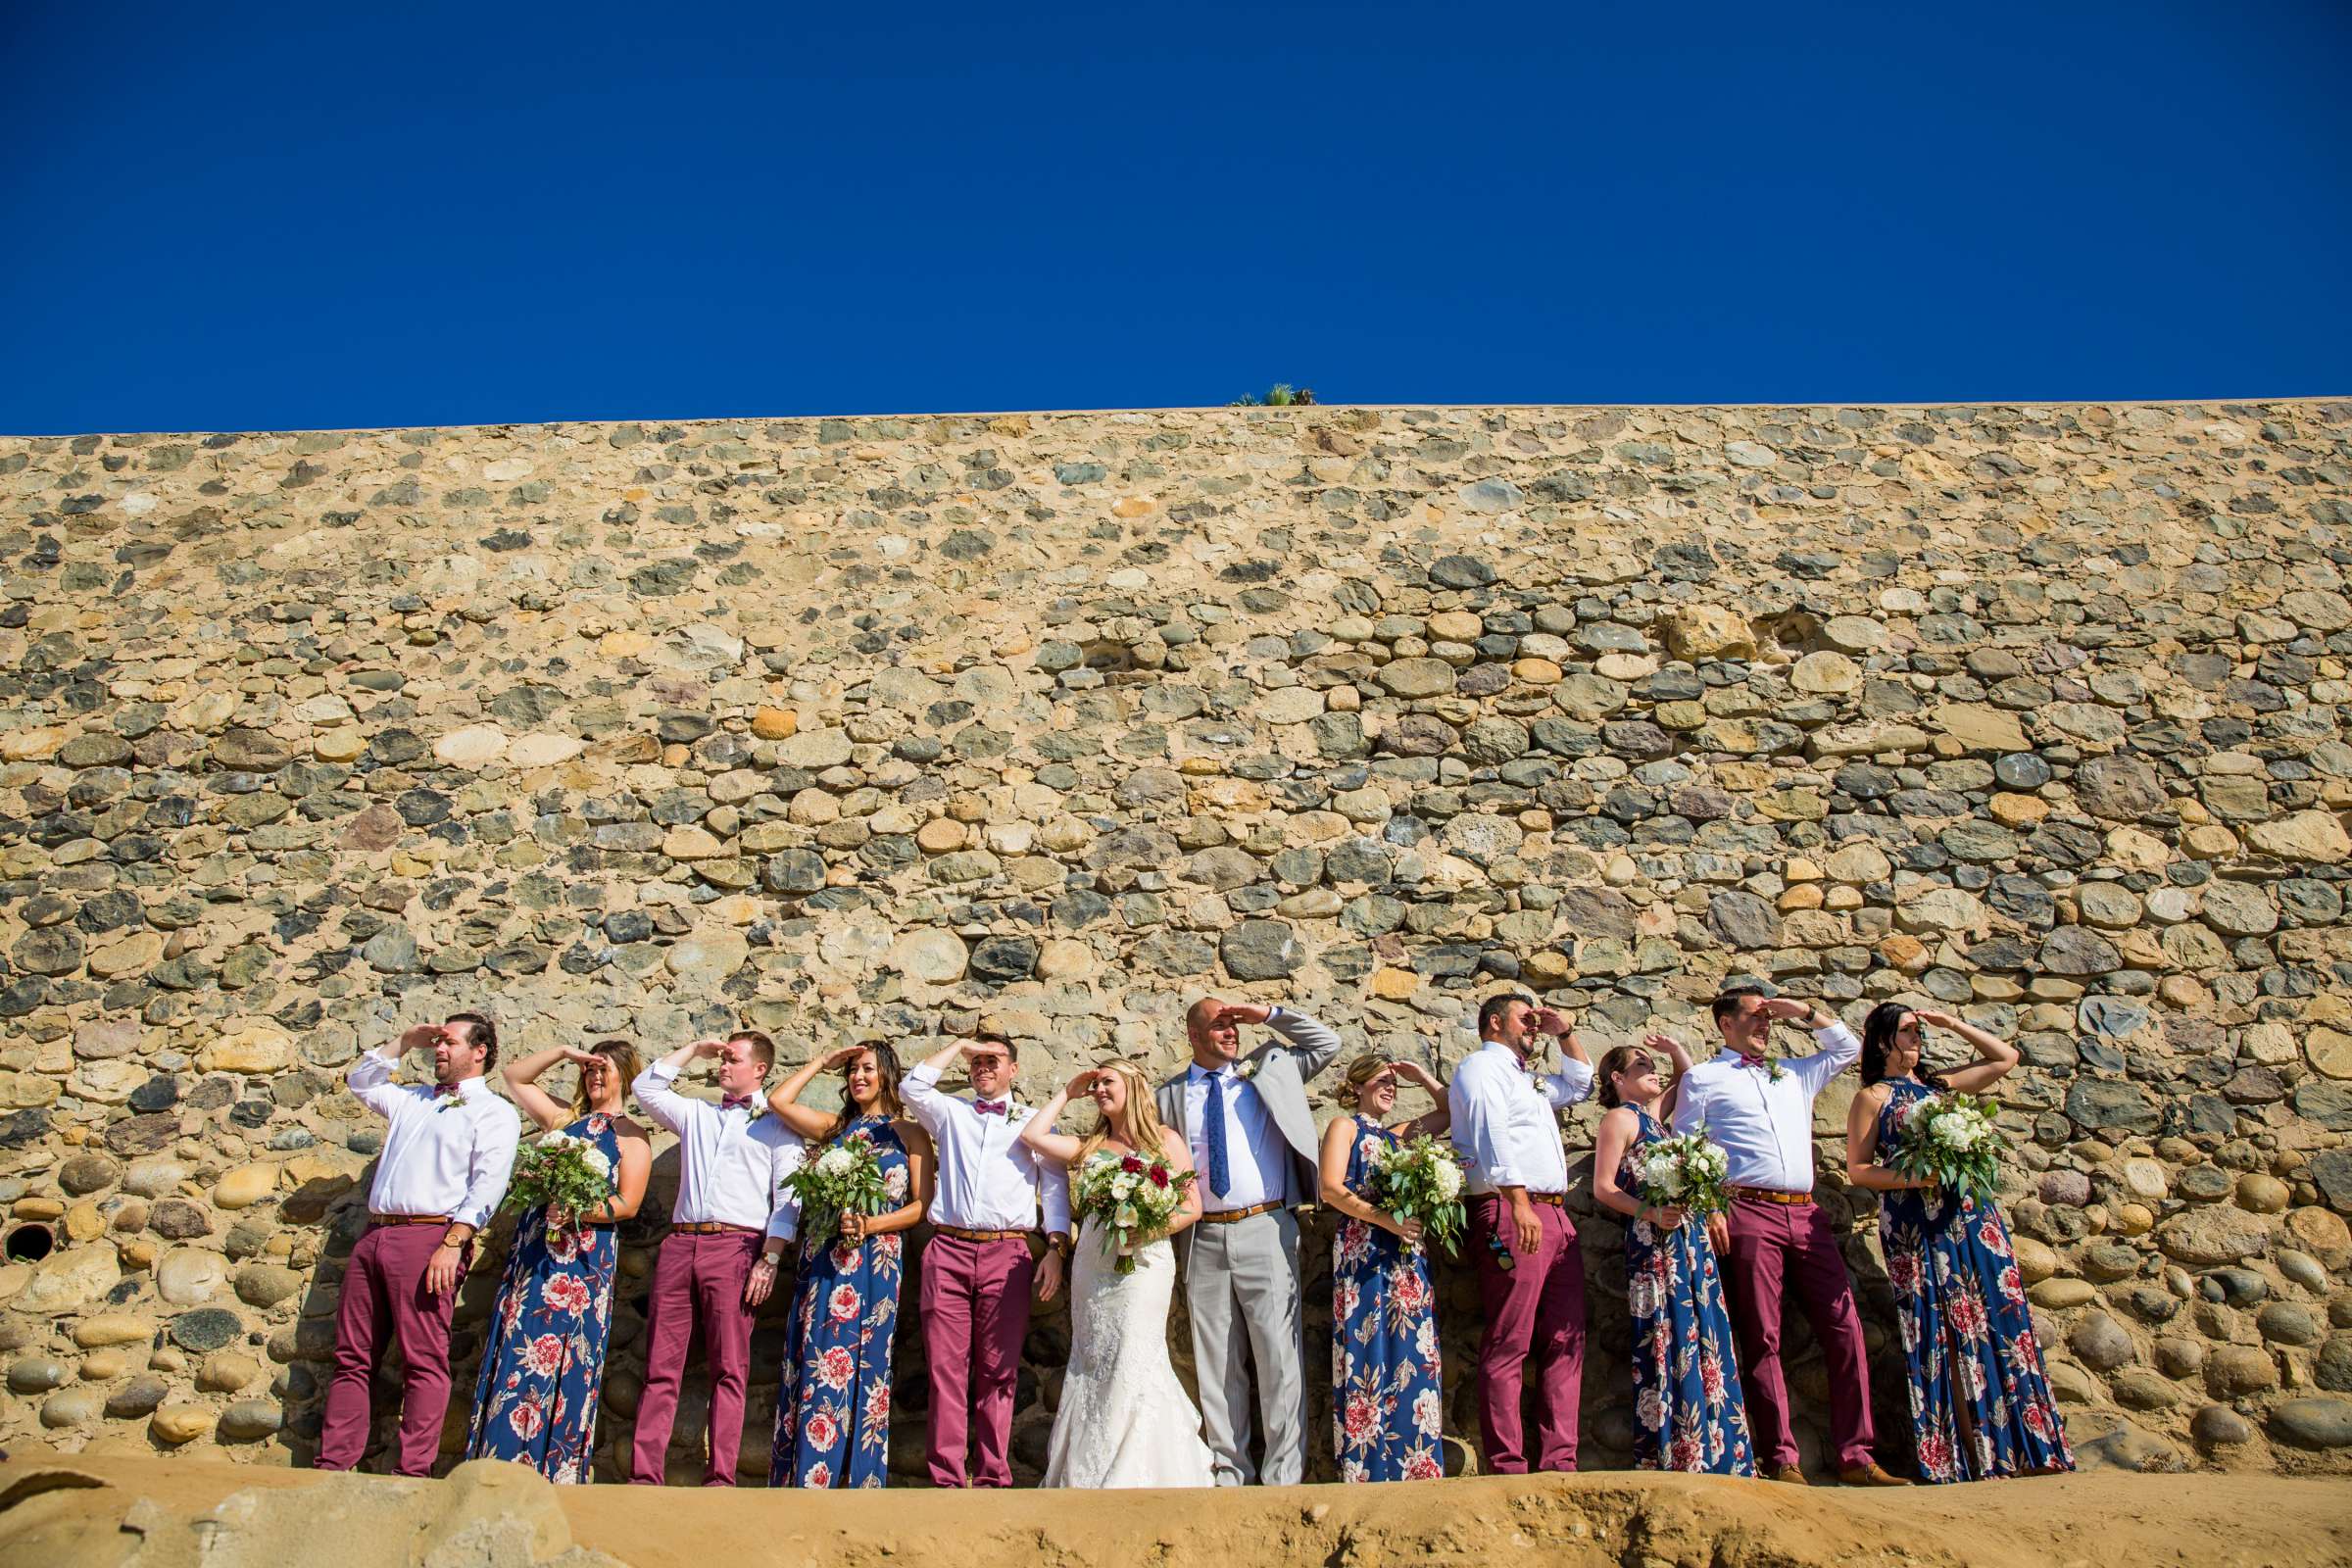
[1838,1462,1910,1486]
[1767,1464,1808,1485]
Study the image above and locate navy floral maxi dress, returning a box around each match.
[1876,1078,2074,1482]
[465,1113,621,1482]
[1621,1107,1754,1475]
[773,1114,909,1489]
[1333,1114,1444,1482]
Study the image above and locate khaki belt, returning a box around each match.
[368,1213,449,1227]
[935,1225,1031,1244]
[1733,1186,1813,1207]
[671,1221,762,1235]
[1198,1200,1284,1225]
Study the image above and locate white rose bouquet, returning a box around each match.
[783,1133,889,1246]
[503,1130,616,1224]
[1363,1134,1468,1252]
[1636,1132,1733,1220]
[1073,1149,1196,1274]
[1889,1090,2007,1201]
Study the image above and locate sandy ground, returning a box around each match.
[1,1450,2348,1568]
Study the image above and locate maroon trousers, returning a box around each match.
[1468,1195,1585,1474]
[318,1223,467,1476]
[918,1233,1038,1487]
[1722,1196,1876,1471]
[629,1229,765,1486]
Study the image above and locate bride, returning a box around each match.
[1018,1060,1216,1489]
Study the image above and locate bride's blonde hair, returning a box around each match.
[1073,1059,1170,1169]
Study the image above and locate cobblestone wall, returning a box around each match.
[2,401,2349,1478]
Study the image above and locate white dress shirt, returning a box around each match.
[902,1063,1072,1235]
[633,1060,805,1243]
[348,1050,522,1230]
[1446,1041,1594,1197]
[1670,1021,1860,1194]
[1185,1059,1292,1211]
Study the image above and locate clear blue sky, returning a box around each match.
[3,0,2346,434]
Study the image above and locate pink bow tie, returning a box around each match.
[973,1100,1007,1116]
[720,1094,755,1111]
[1738,1055,1773,1071]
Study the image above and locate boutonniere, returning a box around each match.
[1235,1059,1261,1083]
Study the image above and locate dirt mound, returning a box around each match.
[2,1452,2347,1568]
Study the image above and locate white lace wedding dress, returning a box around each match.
[1041,1217,1216,1488]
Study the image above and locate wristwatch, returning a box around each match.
[1047,1232,1072,1259]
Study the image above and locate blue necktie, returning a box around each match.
[1202,1071,1232,1199]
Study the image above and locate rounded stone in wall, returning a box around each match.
[2269,1398,2352,1451]
[157,1247,227,1304]
[2200,881,2278,938]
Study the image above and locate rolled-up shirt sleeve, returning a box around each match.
[347,1047,407,1119]
[1040,1158,1072,1237]
[454,1104,521,1230]
[764,1128,806,1244]
[632,1060,696,1138]
[901,1061,951,1123]
[1794,1021,1862,1096]
[1538,1056,1595,1108]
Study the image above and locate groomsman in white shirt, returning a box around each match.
[1670,986,1906,1487]
[1446,993,1592,1474]
[319,1012,521,1475]
[902,1033,1071,1488]
[1157,996,1344,1486]
[629,1030,805,1486]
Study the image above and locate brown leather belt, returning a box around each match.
[368,1213,449,1227]
[671,1221,762,1235]
[1733,1186,1813,1206]
[1527,1192,1566,1208]
[1198,1200,1284,1224]
[935,1225,1031,1243]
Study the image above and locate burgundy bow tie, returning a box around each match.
[720,1094,755,1112]
[973,1100,1007,1117]
[1738,1055,1773,1071]
[430,1082,461,1099]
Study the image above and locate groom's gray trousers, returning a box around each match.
[1182,1207,1306,1486]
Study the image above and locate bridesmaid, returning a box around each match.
[1847,1004,2073,1483]
[1318,1054,1451,1483]
[1591,1036,1754,1477]
[765,1041,933,1489]
[465,1039,651,1481]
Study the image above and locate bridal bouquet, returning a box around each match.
[1363,1134,1467,1253]
[1636,1132,1733,1220]
[503,1130,615,1223]
[1888,1090,2007,1201]
[1073,1149,1196,1274]
[783,1134,890,1246]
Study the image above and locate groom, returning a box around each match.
[1157,996,1343,1487]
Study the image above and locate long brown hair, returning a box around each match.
[1073,1059,1172,1170]
[571,1038,644,1116]
[818,1039,906,1147]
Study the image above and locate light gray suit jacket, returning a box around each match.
[1156,1005,1346,1215]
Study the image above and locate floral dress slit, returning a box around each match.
[772,1113,909,1488]
[1621,1106,1754,1476]
[1332,1114,1444,1482]
[464,1113,621,1481]
[1876,1078,2073,1482]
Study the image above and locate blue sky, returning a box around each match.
[2,0,2346,433]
